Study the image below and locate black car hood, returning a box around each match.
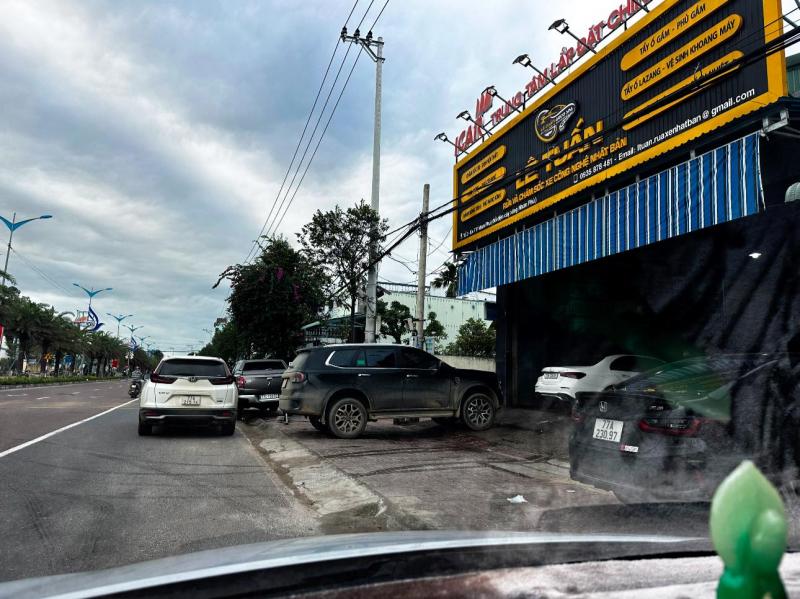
[0,531,700,599]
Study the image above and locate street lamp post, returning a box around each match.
[73,283,113,309]
[106,313,134,339]
[1,212,53,287]
[124,324,142,374]
[340,26,384,343]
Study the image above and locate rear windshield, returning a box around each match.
[158,359,228,377]
[287,351,311,371]
[243,360,286,371]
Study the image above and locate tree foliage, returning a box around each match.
[378,300,411,343]
[0,283,133,375]
[214,237,327,362]
[431,261,459,298]
[444,318,495,357]
[297,200,388,341]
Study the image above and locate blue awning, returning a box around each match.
[458,132,763,294]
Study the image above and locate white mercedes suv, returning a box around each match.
[138,356,238,436]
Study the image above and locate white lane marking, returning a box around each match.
[0,381,117,395]
[35,396,50,400]
[71,391,81,395]
[0,398,138,459]
[6,393,27,397]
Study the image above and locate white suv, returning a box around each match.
[138,356,238,436]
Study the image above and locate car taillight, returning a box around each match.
[291,372,306,383]
[638,417,702,436]
[236,376,246,388]
[150,373,176,384]
[559,372,586,379]
[210,375,235,385]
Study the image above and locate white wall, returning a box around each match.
[438,355,496,372]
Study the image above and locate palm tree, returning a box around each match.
[431,261,459,298]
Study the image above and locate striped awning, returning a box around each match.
[457,132,763,295]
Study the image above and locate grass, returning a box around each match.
[0,375,119,386]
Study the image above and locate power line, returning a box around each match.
[265,0,391,238]
[9,247,75,297]
[243,0,362,264]
[267,48,364,236]
[262,42,359,240]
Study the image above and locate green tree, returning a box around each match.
[297,200,388,342]
[198,320,242,365]
[444,318,495,357]
[431,261,459,298]
[378,300,412,343]
[215,237,328,362]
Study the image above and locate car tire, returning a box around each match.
[327,398,367,439]
[309,416,329,433]
[461,392,495,431]
[138,421,152,436]
[221,422,236,436]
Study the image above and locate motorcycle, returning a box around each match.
[128,379,143,398]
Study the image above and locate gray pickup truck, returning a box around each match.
[233,359,287,415]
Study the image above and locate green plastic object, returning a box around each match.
[709,460,788,599]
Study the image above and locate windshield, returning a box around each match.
[3,0,800,592]
[242,360,286,372]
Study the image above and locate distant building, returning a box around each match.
[300,282,495,348]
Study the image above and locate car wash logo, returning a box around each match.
[535,102,578,143]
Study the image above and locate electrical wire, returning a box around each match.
[243,1,362,264]
[8,247,75,297]
[268,48,364,235]
[267,0,392,236]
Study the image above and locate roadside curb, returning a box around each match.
[0,379,120,391]
[256,433,387,518]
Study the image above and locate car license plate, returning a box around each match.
[593,418,623,442]
[544,372,558,379]
[182,396,201,406]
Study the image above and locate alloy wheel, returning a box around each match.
[334,402,364,434]
[464,394,493,428]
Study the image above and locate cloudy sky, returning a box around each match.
[1,0,796,353]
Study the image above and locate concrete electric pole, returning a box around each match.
[415,184,430,349]
[341,27,384,342]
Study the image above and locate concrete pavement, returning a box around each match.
[240,409,713,538]
[0,380,318,583]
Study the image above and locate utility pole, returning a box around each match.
[341,27,384,342]
[415,184,430,349]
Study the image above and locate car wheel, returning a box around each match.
[309,416,329,433]
[461,393,495,431]
[138,421,152,436]
[328,398,367,439]
[221,422,236,436]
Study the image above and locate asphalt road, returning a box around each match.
[0,381,715,585]
[0,380,318,583]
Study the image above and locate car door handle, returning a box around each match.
[358,373,371,377]
[405,374,419,378]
